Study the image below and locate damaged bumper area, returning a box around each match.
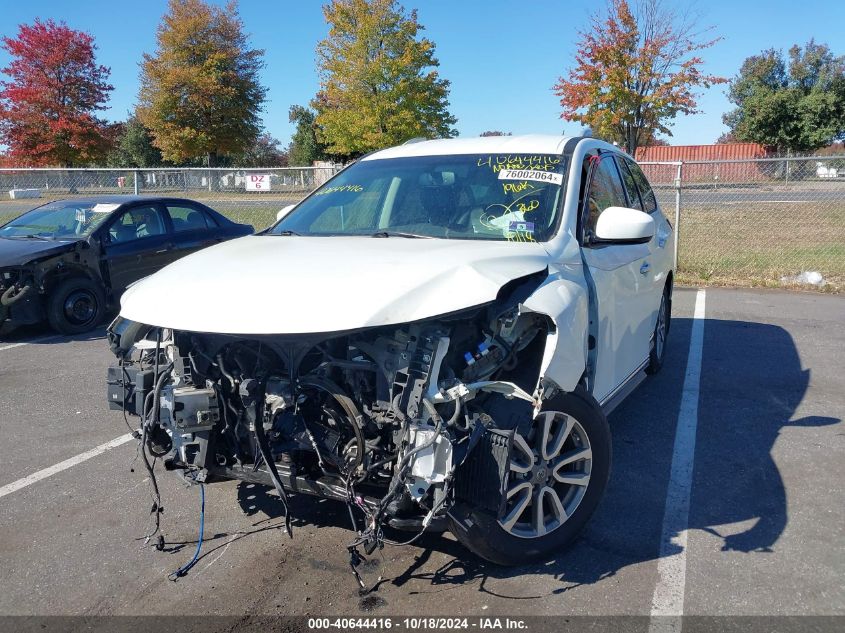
[0,268,39,326]
[106,292,555,580]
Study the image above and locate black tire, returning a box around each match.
[646,284,671,375]
[46,277,106,335]
[448,389,611,566]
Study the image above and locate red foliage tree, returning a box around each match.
[0,19,114,166]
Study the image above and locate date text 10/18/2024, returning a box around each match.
[308,617,529,630]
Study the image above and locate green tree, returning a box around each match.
[107,114,163,167]
[287,105,327,166]
[137,0,267,166]
[554,0,724,155]
[314,0,457,157]
[723,40,845,153]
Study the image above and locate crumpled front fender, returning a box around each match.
[521,261,590,395]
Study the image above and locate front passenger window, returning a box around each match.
[584,157,627,238]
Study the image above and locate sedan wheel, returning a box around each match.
[47,277,106,335]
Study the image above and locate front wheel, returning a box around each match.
[448,390,611,566]
[46,277,106,335]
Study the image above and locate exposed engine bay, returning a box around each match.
[106,273,556,585]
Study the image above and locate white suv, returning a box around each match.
[107,134,673,569]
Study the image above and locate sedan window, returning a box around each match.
[167,205,210,232]
[0,201,114,239]
[108,206,167,243]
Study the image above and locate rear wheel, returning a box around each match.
[449,389,611,566]
[646,285,671,374]
[47,277,106,335]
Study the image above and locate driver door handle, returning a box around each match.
[640,261,651,275]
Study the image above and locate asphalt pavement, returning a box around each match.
[0,287,842,626]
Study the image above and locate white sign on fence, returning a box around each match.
[246,174,271,191]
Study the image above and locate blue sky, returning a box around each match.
[0,0,842,147]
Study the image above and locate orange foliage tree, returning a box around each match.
[554,0,725,155]
[137,0,266,166]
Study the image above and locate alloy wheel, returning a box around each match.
[498,411,593,539]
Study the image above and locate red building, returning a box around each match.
[635,143,774,183]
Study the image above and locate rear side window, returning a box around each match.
[626,160,658,213]
[616,157,643,211]
[584,156,627,237]
[167,205,210,232]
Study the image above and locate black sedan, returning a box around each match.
[0,196,253,334]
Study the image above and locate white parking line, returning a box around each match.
[0,334,63,352]
[649,289,706,632]
[0,433,134,500]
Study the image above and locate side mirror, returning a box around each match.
[276,204,296,222]
[594,206,655,244]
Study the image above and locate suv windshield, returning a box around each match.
[270,153,568,242]
[0,200,118,239]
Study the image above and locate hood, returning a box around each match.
[0,237,80,268]
[119,235,552,334]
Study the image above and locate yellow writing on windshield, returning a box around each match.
[477,155,561,174]
[314,184,364,196]
[503,181,534,195]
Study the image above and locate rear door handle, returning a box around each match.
[640,262,651,275]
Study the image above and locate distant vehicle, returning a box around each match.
[0,196,253,334]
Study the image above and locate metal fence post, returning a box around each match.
[674,161,683,271]
[133,170,140,195]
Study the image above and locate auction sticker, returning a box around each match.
[498,169,563,185]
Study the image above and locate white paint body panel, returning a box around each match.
[120,235,550,335]
[117,135,675,401]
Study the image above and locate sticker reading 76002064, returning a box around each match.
[498,169,563,186]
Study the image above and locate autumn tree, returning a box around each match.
[0,19,113,166]
[554,0,724,155]
[237,132,288,167]
[314,0,457,157]
[138,0,266,166]
[723,41,845,153]
[287,105,327,166]
[107,114,163,167]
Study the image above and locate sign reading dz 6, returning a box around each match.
[246,174,271,191]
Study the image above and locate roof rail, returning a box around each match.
[403,137,430,145]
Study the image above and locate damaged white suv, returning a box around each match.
[106,135,673,570]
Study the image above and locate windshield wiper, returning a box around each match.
[370,231,432,239]
[274,230,300,236]
[22,234,51,241]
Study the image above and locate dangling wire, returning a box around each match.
[168,482,205,580]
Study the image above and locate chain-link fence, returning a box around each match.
[0,166,342,231]
[641,155,845,292]
[1,158,843,291]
